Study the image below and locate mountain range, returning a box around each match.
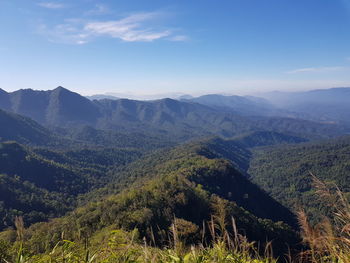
[0,87,348,142]
[258,87,350,124]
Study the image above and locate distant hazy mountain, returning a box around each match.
[177,94,194,100]
[93,97,347,139]
[184,94,286,117]
[259,87,350,124]
[103,91,193,100]
[0,87,347,140]
[86,94,120,100]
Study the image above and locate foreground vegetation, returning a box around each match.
[2,176,350,263]
[1,215,278,263]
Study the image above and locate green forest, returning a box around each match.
[1,88,350,262]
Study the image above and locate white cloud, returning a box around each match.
[84,13,171,42]
[38,23,88,44]
[37,2,65,9]
[286,66,345,74]
[39,12,186,44]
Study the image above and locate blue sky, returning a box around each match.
[1,0,350,96]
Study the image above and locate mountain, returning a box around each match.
[248,135,350,224]
[95,97,349,140]
[0,87,101,126]
[0,141,86,228]
[0,109,55,145]
[104,91,193,100]
[259,87,350,124]
[56,125,177,150]
[0,137,300,257]
[86,94,120,100]
[0,173,73,229]
[0,140,145,230]
[185,94,284,117]
[0,87,347,140]
[85,137,298,226]
[0,104,177,151]
[45,87,102,126]
[0,88,10,110]
[233,131,307,148]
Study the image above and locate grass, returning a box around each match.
[296,174,350,263]
[3,203,276,263]
[9,238,275,263]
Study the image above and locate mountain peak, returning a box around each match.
[0,88,8,94]
[160,97,177,103]
[53,86,70,93]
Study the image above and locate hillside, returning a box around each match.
[233,131,307,148]
[54,125,177,150]
[0,109,55,145]
[0,141,145,230]
[248,136,350,223]
[0,141,85,228]
[0,138,300,258]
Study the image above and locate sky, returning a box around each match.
[1,0,350,97]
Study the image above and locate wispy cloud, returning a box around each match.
[38,23,90,44]
[84,13,171,42]
[37,2,65,9]
[286,66,345,74]
[39,12,187,44]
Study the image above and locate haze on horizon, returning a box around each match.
[1,0,350,96]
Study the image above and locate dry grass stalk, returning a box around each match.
[297,174,350,263]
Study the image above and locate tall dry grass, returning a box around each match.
[297,174,350,263]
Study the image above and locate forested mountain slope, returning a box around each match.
[56,125,176,150]
[0,141,145,230]
[0,138,300,257]
[0,128,309,232]
[0,109,56,145]
[248,135,350,223]
[0,141,85,229]
[233,131,307,148]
